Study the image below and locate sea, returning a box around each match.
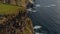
[28,0,60,34]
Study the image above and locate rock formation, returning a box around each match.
[0,0,34,34]
[0,11,34,34]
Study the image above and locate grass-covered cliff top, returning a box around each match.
[0,3,26,15]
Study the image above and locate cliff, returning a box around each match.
[0,0,34,34]
[0,12,34,34]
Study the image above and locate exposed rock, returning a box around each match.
[0,0,34,34]
[0,12,34,34]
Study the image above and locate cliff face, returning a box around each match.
[0,12,34,34]
[0,0,34,34]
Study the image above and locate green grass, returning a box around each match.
[0,3,20,15]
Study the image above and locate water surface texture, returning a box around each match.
[28,0,60,34]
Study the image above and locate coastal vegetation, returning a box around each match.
[0,0,34,34]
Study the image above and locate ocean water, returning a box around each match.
[28,0,60,34]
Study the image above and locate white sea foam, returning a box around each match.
[44,4,56,7]
[36,4,40,7]
[34,25,42,29]
[35,32,43,34]
[27,8,32,11]
[32,10,37,12]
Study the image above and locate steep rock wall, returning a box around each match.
[0,12,34,34]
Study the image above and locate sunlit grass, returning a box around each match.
[0,3,20,15]
[0,0,28,15]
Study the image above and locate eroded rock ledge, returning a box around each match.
[0,11,34,34]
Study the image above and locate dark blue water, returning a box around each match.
[28,0,60,34]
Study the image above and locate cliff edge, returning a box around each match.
[0,0,34,34]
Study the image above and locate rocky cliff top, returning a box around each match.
[0,0,34,34]
[0,3,27,15]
